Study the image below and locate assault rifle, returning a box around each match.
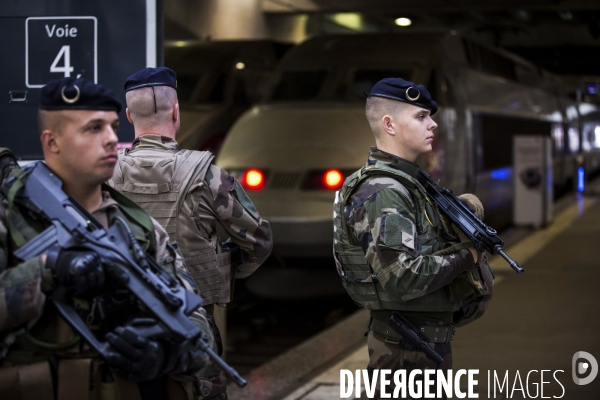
[2,162,247,388]
[386,312,445,366]
[417,170,524,274]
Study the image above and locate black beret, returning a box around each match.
[124,67,177,92]
[369,77,438,115]
[40,78,122,113]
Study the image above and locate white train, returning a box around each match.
[164,40,290,152]
[216,33,600,257]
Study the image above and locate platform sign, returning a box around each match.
[0,0,159,159]
[26,17,97,88]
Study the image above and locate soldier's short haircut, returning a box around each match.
[126,86,178,127]
[38,109,66,135]
[365,96,408,138]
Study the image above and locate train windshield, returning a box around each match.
[176,73,203,102]
[269,68,413,102]
[272,70,329,101]
[175,72,228,104]
[336,69,413,102]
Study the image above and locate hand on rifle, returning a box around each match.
[456,193,484,263]
[451,224,482,264]
[105,319,165,382]
[105,318,209,382]
[45,248,107,295]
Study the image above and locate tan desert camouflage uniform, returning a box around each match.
[335,147,493,399]
[0,172,213,400]
[111,134,273,399]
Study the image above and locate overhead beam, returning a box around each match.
[263,0,600,14]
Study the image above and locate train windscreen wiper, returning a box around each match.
[417,170,524,274]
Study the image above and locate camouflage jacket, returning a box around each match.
[342,148,477,310]
[0,183,212,380]
[119,135,272,281]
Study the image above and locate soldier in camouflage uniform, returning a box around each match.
[0,148,18,187]
[333,78,494,398]
[0,78,213,400]
[109,67,273,399]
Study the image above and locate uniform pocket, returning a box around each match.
[182,248,232,304]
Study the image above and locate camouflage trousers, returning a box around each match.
[196,313,228,400]
[366,330,453,400]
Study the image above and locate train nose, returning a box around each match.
[216,104,374,256]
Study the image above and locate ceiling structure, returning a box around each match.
[262,0,600,78]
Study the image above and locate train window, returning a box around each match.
[593,126,600,148]
[271,70,328,101]
[339,69,412,102]
[552,124,565,156]
[478,114,551,171]
[176,73,203,103]
[462,39,517,82]
[426,70,437,101]
[231,77,249,105]
[581,124,600,151]
[568,127,580,153]
[208,73,228,103]
[442,75,457,107]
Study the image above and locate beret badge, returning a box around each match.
[61,85,81,104]
[40,78,121,112]
[406,87,420,101]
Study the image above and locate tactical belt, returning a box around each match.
[369,318,456,345]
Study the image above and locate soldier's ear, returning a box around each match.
[173,103,179,123]
[126,108,133,125]
[41,130,60,154]
[382,115,396,136]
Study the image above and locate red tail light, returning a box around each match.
[301,169,351,190]
[242,168,265,190]
[323,169,343,189]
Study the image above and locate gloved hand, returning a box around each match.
[167,338,210,377]
[458,193,484,220]
[45,248,106,295]
[451,223,482,264]
[105,318,165,382]
[0,147,18,185]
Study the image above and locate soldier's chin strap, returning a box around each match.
[152,86,157,113]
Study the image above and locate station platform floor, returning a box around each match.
[229,184,600,400]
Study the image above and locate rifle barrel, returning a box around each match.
[496,247,525,274]
[196,338,248,388]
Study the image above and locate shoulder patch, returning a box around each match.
[402,231,415,250]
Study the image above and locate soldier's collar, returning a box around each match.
[93,188,120,214]
[131,134,179,152]
[368,147,420,178]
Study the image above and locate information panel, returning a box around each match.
[26,17,97,87]
[0,0,158,158]
[513,135,553,227]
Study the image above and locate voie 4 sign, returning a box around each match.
[26,17,97,88]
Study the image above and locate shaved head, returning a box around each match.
[38,109,65,135]
[126,86,178,132]
[365,96,410,138]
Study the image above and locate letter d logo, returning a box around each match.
[572,351,598,385]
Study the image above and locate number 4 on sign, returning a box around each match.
[50,45,74,77]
